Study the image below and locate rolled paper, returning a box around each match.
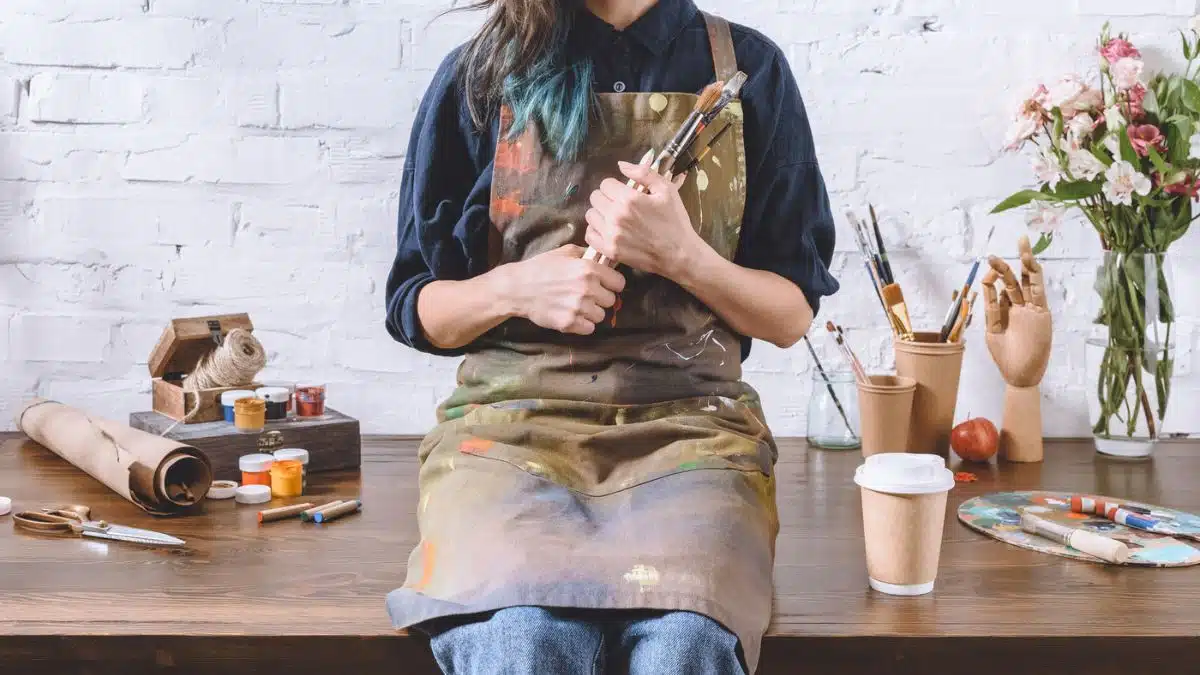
[16,399,213,516]
[1021,512,1130,564]
[313,500,362,524]
[258,502,315,524]
[301,501,344,522]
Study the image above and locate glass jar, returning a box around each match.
[806,370,861,450]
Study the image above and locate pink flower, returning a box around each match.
[1063,87,1104,118]
[1016,84,1051,122]
[1127,124,1167,156]
[1111,57,1145,91]
[1163,175,1200,199]
[1101,38,1141,64]
[1126,83,1147,121]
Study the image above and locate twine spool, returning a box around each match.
[161,328,266,436]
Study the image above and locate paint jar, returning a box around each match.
[295,384,326,418]
[260,381,296,415]
[220,390,256,423]
[234,397,267,433]
[270,460,304,498]
[274,448,309,491]
[239,453,275,487]
[256,387,291,421]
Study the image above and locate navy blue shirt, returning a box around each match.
[385,0,839,360]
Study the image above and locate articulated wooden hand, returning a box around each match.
[981,235,1053,463]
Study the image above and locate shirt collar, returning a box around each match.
[575,0,699,56]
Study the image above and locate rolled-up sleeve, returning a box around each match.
[385,48,495,356]
[734,38,839,318]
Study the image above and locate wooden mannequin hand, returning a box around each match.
[982,235,1053,388]
[584,159,706,280]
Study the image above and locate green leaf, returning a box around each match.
[1143,87,1161,118]
[1032,234,1053,255]
[1052,179,1104,200]
[1183,31,1193,61]
[1052,108,1065,149]
[1181,79,1200,114]
[1091,146,1115,167]
[1119,127,1139,165]
[991,190,1052,214]
[1148,146,1171,176]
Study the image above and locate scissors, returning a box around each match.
[12,504,185,547]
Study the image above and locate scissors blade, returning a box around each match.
[83,523,185,547]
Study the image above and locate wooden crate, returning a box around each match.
[128,409,361,482]
[148,313,261,424]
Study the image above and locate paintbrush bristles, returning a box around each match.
[695,81,724,114]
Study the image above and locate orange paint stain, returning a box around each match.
[413,540,436,591]
[610,295,624,327]
[459,438,495,455]
[1065,512,1089,520]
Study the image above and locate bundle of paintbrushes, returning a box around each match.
[846,207,912,339]
[825,322,868,384]
[584,72,749,267]
[934,224,996,343]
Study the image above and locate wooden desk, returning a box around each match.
[1,435,1197,674]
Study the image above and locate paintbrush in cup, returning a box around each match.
[937,224,996,342]
[948,291,977,343]
[826,321,868,383]
[803,335,859,441]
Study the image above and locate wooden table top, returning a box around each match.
[1,434,1197,675]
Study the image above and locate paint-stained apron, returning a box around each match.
[387,13,778,673]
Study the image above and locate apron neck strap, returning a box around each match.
[702,12,738,87]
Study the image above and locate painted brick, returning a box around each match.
[122,136,322,185]
[279,75,413,129]
[28,73,145,125]
[9,314,113,363]
[2,18,205,69]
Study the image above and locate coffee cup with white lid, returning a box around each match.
[855,453,954,596]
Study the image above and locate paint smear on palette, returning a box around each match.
[648,93,668,113]
[623,564,660,592]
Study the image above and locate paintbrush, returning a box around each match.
[948,291,977,343]
[880,283,913,337]
[937,224,997,342]
[675,121,732,175]
[826,321,868,383]
[847,210,907,336]
[868,205,894,285]
[858,210,909,333]
[803,335,859,441]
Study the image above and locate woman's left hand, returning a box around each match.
[584,160,705,279]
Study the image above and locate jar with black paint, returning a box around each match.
[256,386,291,421]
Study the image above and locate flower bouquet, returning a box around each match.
[994,21,1200,456]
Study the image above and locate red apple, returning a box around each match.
[951,417,999,462]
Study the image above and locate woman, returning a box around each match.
[384,0,838,672]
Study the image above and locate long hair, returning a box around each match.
[453,0,595,161]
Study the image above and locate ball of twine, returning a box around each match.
[160,328,266,435]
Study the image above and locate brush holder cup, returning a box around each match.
[893,332,965,459]
[806,370,862,451]
[856,375,917,457]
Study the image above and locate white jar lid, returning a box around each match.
[221,390,256,406]
[0,496,10,516]
[239,453,275,473]
[234,484,272,504]
[256,387,291,403]
[274,448,309,465]
[206,480,238,500]
[854,453,954,495]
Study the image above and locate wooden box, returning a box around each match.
[128,409,362,482]
[149,313,262,424]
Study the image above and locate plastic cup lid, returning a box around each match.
[221,390,256,406]
[255,387,291,403]
[854,453,954,495]
[239,453,276,473]
[274,448,309,464]
[235,484,272,504]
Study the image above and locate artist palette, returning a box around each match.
[958,491,1200,567]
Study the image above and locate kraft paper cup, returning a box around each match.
[856,375,916,457]
[893,332,965,459]
[855,453,954,596]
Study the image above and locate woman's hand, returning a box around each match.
[503,244,626,335]
[584,160,705,279]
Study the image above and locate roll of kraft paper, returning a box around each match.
[16,399,213,516]
[1020,512,1130,564]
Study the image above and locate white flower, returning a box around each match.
[1190,15,1200,34]
[1066,112,1095,148]
[1103,160,1152,206]
[1047,76,1086,109]
[1111,58,1145,91]
[1026,202,1067,234]
[1104,105,1127,131]
[1189,131,1200,160]
[1032,149,1064,188]
[1103,133,1121,157]
[1004,115,1040,151]
[1068,147,1107,181]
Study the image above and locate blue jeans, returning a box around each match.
[429,606,746,675]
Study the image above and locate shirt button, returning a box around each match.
[614,81,626,93]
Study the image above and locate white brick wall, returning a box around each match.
[3,0,1200,437]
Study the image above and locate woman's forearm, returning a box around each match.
[670,241,814,349]
[416,265,518,350]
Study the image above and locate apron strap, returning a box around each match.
[702,12,739,86]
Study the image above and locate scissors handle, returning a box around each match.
[12,511,82,535]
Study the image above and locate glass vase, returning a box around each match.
[1086,251,1175,459]
[806,370,861,451]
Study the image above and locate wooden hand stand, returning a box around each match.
[982,236,1053,463]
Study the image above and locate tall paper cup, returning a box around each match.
[855,453,954,596]
[856,375,916,457]
[894,332,965,458]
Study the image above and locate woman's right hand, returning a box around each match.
[503,245,626,335]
